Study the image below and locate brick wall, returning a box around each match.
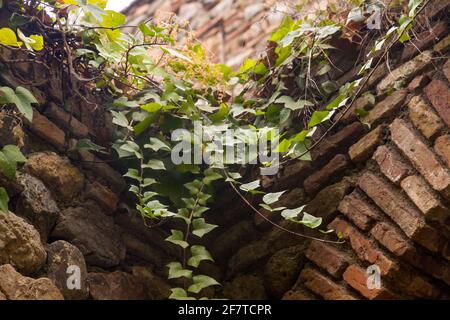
[123,0,345,67]
[203,2,450,300]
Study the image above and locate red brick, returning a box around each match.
[338,191,383,231]
[401,21,448,62]
[408,74,431,92]
[303,154,349,194]
[370,221,415,257]
[434,134,450,167]
[377,51,432,94]
[372,145,412,184]
[85,181,119,214]
[348,125,385,162]
[298,267,356,300]
[390,119,450,199]
[305,242,351,278]
[401,175,448,221]
[28,110,65,151]
[434,34,450,53]
[401,273,441,299]
[342,265,396,300]
[443,59,450,83]
[278,161,312,189]
[358,172,442,253]
[363,90,407,126]
[44,103,89,138]
[328,217,398,276]
[312,122,365,165]
[408,95,444,140]
[424,79,450,127]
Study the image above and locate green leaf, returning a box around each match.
[111,110,130,129]
[141,102,162,113]
[1,145,26,163]
[281,206,305,220]
[123,168,141,182]
[192,218,217,237]
[0,86,38,122]
[75,139,107,153]
[0,151,16,179]
[275,96,313,110]
[167,262,192,279]
[0,187,9,213]
[239,179,260,192]
[188,275,220,294]
[101,10,126,28]
[308,110,331,127]
[143,159,166,170]
[166,230,189,249]
[202,169,222,185]
[262,191,286,205]
[300,212,322,229]
[187,245,214,268]
[169,288,195,300]
[144,137,170,152]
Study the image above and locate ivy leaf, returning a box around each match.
[169,288,195,300]
[0,151,16,179]
[111,111,131,129]
[1,145,26,163]
[275,96,313,110]
[299,212,322,229]
[239,179,260,192]
[143,159,166,170]
[141,102,162,113]
[101,10,126,28]
[29,35,44,51]
[76,139,107,154]
[0,27,22,47]
[281,206,305,219]
[0,187,9,213]
[192,218,217,237]
[144,137,170,152]
[202,169,222,185]
[0,86,38,122]
[187,245,214,268]
[308,110,331,127]
[262,191,286,205]
[167,262,192,279]
[188,275,220,294]
[166,230,189,249]
[124,168,141,182]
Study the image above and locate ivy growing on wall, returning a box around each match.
[0,0,427,299]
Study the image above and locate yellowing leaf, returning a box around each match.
[29,35,44,51]
[0,28,22,47]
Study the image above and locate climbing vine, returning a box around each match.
[0,0,427,299]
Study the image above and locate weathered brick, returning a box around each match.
[435,134,450,167]
[434,34,450,53]
[338,191,383,231]
[401,175,448,221]
[338,96,374,122]
[371,221,415,257]
[377,51,433,94]
[348,125,385,162]
[373,145,412,184]
[358,171,441,252]
[408,74,431,92]
[311,122,365,165]
[444,59,450,82]
[303,154,349,194]
[390,119,450,199]
[363,89,407,126]
[28,110,65,151]
[424,79,450,127]
[298,267,356,300]
[278,161,312,189]
[85,181,119,214]
[44,103,89,138]
[342,265,396,300]
[401,21,448,62]
[305,242,351,278]
[408,95,444,140]
[328,217,398,276]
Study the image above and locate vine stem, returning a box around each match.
[278,0,433,166]
[223,170,342,244]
